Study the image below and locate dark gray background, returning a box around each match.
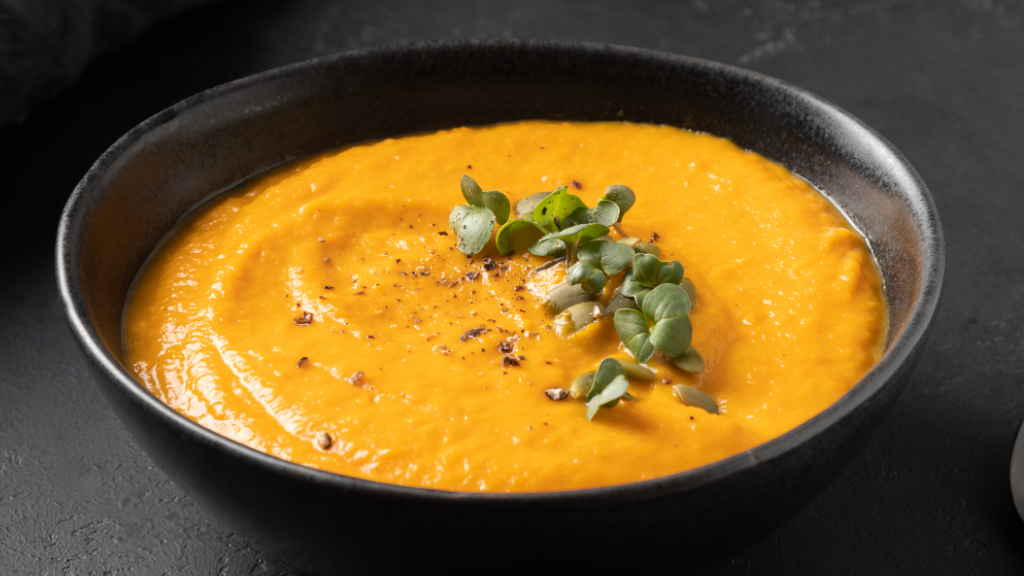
[2,0,1023,573]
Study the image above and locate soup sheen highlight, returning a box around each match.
[123,121,887,492]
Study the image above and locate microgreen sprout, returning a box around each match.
[445,176,707,421]
[613,283,693,363]
[449,175,511,255]
[586,358,631,421]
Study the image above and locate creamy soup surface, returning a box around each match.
[123,121,887,492]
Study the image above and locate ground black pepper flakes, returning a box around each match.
[297,357,308,367]
[502,354,520,367]
[571,180,582,189]
[325,285,334,290]
[465,271,480,281]
[498,342,513,353]
[293,312,313,325]
[438,231,448,236]
[460,327,487,342]
[544,388,569,401]
[651,231,661,242]
[482,258,497,271]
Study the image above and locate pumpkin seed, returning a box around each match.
[679,277,697,306]
[605,293,640,315]
[570,371,596,398]
[515,191,553,218]
[632,241,661,256]
[544,282,598,315]
[316,431,332,450]
[528,256,566,277]
[608,359,656,381]
[673,384,718,414]
[559,301,606,333]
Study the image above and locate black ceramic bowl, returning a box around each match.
[56,41,943,573]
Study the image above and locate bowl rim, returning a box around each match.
[55,38,945,505]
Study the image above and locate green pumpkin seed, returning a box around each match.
[669,347,705,374]
[571,371,596,398]
[559,301,606,333]
[528,256,566,277]
[679,277,697,306]
[673,384,718,414]
[607,359,656,381]
[515,191,553,218]
[605,293,640,315]
[544,282,599,315]
[633,241,661,256]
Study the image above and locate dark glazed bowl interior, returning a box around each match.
[56,41,943,573]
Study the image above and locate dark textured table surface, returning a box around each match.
[3,1,1024,573]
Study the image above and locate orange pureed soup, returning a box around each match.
[123,121,887,492]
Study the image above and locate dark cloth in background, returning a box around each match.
[0,0,216,126]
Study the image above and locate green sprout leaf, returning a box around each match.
[586,358,631,421]
[451,175,510,254]
[533,187,586,231]
[590,199,621,226]
[563,205,590,228]
[613,308,656,363]
[577,241,634,276]
[641,283,693,358]
[563,199,620,228]
[566,261,607,294]
[449,204,496,256]
[620,270,654,308]
[555,223,610,267]
[555,223,610,247]
[566,261,592,285]
[460,174,484,206]
[633,288,652,309]
[495,218,547,255]
[603,185,636,222]
[619,270,642,297]
[482,190,510,225]
[614,283,693,361]
[585,268,606,293]
[528,236,565,257]
[632,253,684,287]
[669,346,705,374]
